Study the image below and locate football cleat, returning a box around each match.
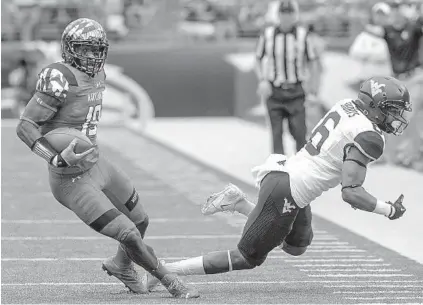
[202,183,246,216]
[102,257,148,294]
[160,273,200,299]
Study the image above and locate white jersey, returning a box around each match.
[252,99,385,208]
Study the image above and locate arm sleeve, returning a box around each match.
[353,131,385,161]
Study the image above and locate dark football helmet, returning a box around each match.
[61,18,109,77]
[355,76,412,135]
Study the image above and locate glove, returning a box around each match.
[387,194,406,220]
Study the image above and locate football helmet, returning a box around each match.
[355,76,412,135]
[61,18,109,77]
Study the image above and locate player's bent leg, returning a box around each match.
[282,205,313,256]
[144,248,255,292]
[145,171,299,290]
[104,187,150,271]
[101,158,199,298]
[100,211,199,298]
[238,171,299,266]
[101,158,151,270]
[48,170,148,294]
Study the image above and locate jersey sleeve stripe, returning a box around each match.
[354,142,376,160]
[48,63,78,86]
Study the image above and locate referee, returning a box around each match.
[256,0,320,154]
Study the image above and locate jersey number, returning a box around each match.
[82,105,101,136]
[305,111,341,156]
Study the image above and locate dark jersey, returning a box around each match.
[21,62,106,174]
[383,20,423,75]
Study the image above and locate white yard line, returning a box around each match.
[300,269,402,272]
[5,303,421,305]
[285,258,384,262]
[344,297,423,300]
[295,264,391,267]
[327,284,423,288]
[306,249,367,253]
[308,274,414,277]
[335,291,420,294]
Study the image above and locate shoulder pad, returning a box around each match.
[35,63,77,101]
[354,131,385,161]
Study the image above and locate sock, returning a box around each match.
[113,244,132,268]
[165,251,234,275]
[203,250,234,274]
[165,256,206,276]
[235,199,256,217]
[124,241,165,279]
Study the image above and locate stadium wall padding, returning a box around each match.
[106,44,258,117]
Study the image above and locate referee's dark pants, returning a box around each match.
[266,83,307,154]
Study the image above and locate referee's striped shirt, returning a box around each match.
[256,25,317,86]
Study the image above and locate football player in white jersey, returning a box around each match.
[142,76,410,292]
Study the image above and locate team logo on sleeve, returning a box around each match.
[36,68,70,99]
[370,80,386,97]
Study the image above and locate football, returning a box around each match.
[44,127,93,153]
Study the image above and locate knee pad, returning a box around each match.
[230,249,256,270]
[136,215,149,238]
[281,240,308,256]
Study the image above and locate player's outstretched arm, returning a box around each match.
[341,146,405,220]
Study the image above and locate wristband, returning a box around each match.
[373,200,394,218]
[31,137,57,163]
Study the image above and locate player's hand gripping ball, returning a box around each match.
[44,128,95,167]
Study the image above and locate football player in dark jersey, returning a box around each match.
[16,18,199,299]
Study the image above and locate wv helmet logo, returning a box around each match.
[370,80,386,97]
[282,198,296,214]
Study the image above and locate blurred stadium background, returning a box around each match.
[2,0,423,304]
